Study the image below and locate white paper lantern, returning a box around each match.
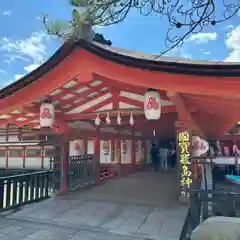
[40,103,54,127]
[106,112,111,124]
[144,89,161,120]
[129,112,134,125]
[95,114,101,126]
[117,112,121,125]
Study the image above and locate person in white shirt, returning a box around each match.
[160,147,168,171]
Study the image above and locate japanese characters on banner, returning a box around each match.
[40,103,54,128]
[122,140,127,154]
[178,131,192,198]
[144,89,161,120]
[102,140,110,155]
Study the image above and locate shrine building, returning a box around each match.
[0,39,240,197]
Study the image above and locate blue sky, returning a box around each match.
[0,0,239,88]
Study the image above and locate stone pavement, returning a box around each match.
[0,171,187,240]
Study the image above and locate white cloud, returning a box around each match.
[187,32,217,44]
[0,32,50,73]
[3,10,11,16]
[165,46,192,59]
[203,51,210,55]
[24,63,40,73]
[225,25,240,62]
[0,69,7,74]
[14,74,24,80]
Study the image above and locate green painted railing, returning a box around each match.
[0,170,52,212]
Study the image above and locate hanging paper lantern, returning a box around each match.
[117,112,121,125]
[144,89,161,120]
[106,112,111,124]
[122,140,127,154]
[129,112,134,125]
[40,103,54,127]
[102,140,110,155]
[95,114,101,126]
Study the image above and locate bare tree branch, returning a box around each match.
[41,0,240,55]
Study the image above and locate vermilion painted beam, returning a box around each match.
[65,91,111,113]
[167,92,205,138]
[93,73,170,101]
[112,91,120,109]
[84,97,113,113]
[56,83,107,108]
[64,106,176,121]
[118,96,143,109]
[13,115,38,128]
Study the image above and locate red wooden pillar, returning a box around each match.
[94,128,101,184]
[61,141,69,193]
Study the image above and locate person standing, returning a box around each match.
[151,144,159,172]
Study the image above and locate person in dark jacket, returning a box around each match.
[151,144,159,172]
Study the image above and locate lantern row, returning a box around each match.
[94,112,135,126]
[39,89,161,128]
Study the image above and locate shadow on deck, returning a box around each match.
[4,171,187,240]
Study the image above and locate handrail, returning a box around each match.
[179,210,191,240]
[0,170,52,212]
[0,170,51,180]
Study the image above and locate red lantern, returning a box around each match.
[103,140,109,155]
[122,140,127,154]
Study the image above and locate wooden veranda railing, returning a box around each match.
[179,156,240,240]
[0,170,52,212]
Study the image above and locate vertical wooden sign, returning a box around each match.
[177,130,193,198]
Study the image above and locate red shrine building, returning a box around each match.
[0,39,240,195]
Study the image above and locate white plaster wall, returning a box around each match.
[121,140,131,164]
[0,134,55,169]
[0,136,5,141]
[135,141,141,163]
[8,135,19,142]
[87,140,94,154]
[100,140,112,163]
[25,146,42,169]
[0,157,5,168]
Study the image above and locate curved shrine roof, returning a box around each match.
[0,38,239,99]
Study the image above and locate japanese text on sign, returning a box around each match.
[178,131,192,197]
